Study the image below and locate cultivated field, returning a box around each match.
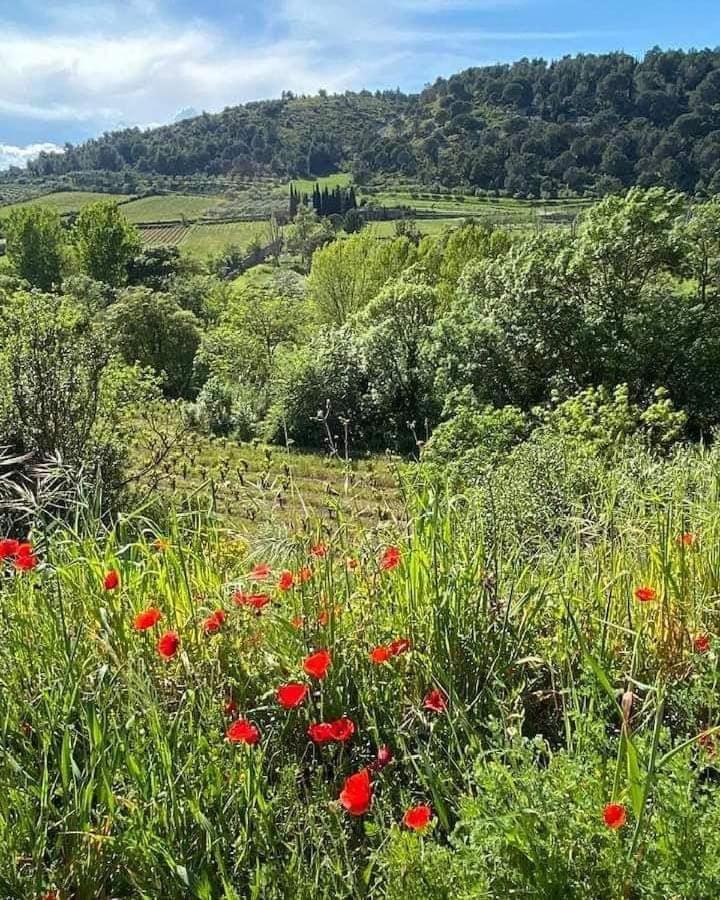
[121,193,225,224]
[179,221,268,257]
[0,190,132,218]
[138,223,192,246]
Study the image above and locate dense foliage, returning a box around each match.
[18,48,720,197]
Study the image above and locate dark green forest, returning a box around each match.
[13,47,720,198]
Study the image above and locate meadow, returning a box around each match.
[121,194,225,224]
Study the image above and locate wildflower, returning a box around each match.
[388,638,411,657]
[308,717,356,743]
[133,607,162,630]
[224,698,238,718]
[14,544,38,571]
[204,609,226,634]
[278,570,295,591]
[0,538,19,559]
[370,645,392,664]
[103,570,120,591]
[277,682,309,709]
[423,688,448,713]
[339,768,372,816]
[157,631,180,659]
[403,805,432,831]
[303,648,331,679]
[226,718,260,745]
[291,615,305,629]
[694,633,711,654]
[233,591,270,611]
[602,803,627,829]
[678,532,697,547]
[380,546,401,571]
[346,557,359,571]
[318,610,330,626]
[152,537,170,552]
[634,586,657,603]
[699,730,717,756]
[250,563,271,580]
[374,744,394,770]
[308,722,335,743]
[311,543,328,558]
[297,566,313,584]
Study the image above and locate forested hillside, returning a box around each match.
[15,48,720,197]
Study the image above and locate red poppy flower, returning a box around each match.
[250,563,271,580]
[308,722,335,743]
[133,607,162,630]
[103,570,119,591]
[403,805,432,831]
[346,557,359,571]
[330,716,355,741]
[339,768,372,816]
[311,543,327,558]
[233,591,271,611]
[317,610,330,626]
[291,615,305,629]
[278,570,295,591]
[297,566,313,584]
[303,648,331,679]
[204,609,225,634]
[694,633,711,653]
[14,546,38,571]
[374,744,394,770]
[389,638,411,657]
[157,631,180,659]
[226,718,260,745]
[602,803,627,829]
[224,698,238,718]
[0,538,19,559]
[380,546,401,571]
[277,682,309,709]
[370,645,392,664]
[423,688,448,713]
[678,532,697,547]
[634,586,657,603]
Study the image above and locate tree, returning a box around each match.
[105,289,202,398]
[5,207,66,291]
[74,201,141,286]
[284,205,334,271]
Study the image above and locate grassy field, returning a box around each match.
[121,193,225,224]
[0,190,131,218]
[179,221,268,257]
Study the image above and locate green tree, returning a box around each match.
[75,201,141,286]
[5,206,66,291]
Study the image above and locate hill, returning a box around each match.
[8,47,720,198]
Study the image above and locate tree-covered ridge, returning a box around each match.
[18,48,720,197]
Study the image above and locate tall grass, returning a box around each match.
[2,438,720,897]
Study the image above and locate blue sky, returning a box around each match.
[1,0,718,168]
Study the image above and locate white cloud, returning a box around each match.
[0,142,64,170]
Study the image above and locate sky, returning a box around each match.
[1,0,718,169]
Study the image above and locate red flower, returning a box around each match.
[14,545,38,571]
[389,638,411,657]
[317,610,330,626]
[380,546,401,571]
[103,570,120,591]
[297,566,313,584]
[250,563,271,580]
[403,805,432,831]
[311,543,328,558]
[226,718,260,745]
[157,631,180,659]
[346,557,359,571]
[277,682,309,709]
[133,607,162,630]
[224,698,238,718]
[678,532,697,547]
[694,633,711,653]
[339,768,372,816]
[423,688,447,713]
[204,609,225,634]
[278,570,295,591]
[370,645,392,664]
[233,591,270,611]
[0,538,19,559]
[291,615,305,629]
[603,803,627,829]
[303,648,331,679]
[634,586,657,603]
[374,744,394,770]
[308,722,335,743]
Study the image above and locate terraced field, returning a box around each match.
[138,223,192,246]
[121,193,224,223]
[0,190,131,218]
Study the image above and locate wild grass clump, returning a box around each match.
[2,438,720,897]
